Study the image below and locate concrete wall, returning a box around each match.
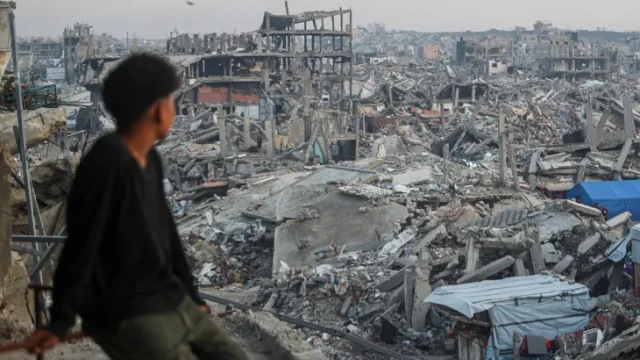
[488,60,509,76]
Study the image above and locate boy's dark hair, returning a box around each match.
[102,53,181,134]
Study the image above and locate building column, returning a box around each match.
[498,107,506,186]
[265,118,274,159]
[243,117,251,150]
[219,109,228,159]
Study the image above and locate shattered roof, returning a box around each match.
[424,275,589,318]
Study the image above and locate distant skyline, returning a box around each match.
[14,0,640,39]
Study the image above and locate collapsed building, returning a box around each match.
[166,8,359,164]
[5,5,640,360]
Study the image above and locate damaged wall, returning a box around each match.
[0,107,67,155]
[198,85,260,104]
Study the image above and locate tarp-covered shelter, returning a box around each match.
[424,275,591,358]
[567,180,640,221]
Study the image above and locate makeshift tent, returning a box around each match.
[424,275,591,357]
[567,180,640,221]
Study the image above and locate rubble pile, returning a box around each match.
[10,11,640,360]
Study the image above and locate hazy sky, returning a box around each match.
[14,0,640,39]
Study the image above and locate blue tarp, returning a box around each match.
[567,180,640,221]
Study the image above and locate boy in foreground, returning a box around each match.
[23,53,248,360]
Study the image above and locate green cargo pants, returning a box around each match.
[85,296,248,360]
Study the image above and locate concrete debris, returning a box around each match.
[513,259,528,277]
[566,200,603,217]
[552,255,575,274]
[339,184,393,199]
[538,212,583,243]
[541,242,563,264]
[605,211,632,229]
[0,107,67,155]
[378,227,418,259]
[456,255,515,284]
[578,234,602,255]
[392,167,433,186]
[12,10,640,360]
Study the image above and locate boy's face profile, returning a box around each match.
[155,95,175,140]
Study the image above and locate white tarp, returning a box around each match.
[425,275,591,356]
[489,295,590,353]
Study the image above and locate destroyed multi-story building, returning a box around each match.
[167,8,359,161]
[513,21,615,80]
[63,23,94,84]
[455,35,512,64]
[537,34,612,80]
[455,35,512,77]
[17,37,62,61]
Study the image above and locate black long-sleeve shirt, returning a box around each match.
[46,134,204,339]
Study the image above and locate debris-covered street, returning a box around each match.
[5,1,640,359]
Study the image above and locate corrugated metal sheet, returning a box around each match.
[468,208,528,228]
[46,68,66,81]
[424,275,590,318]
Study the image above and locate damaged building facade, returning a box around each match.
[167,9,359,162]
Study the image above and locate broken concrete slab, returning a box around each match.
[253,166,379,221]
[431,269,455,283]
[528,150,542,188]
[376,264,415,292]
[544,152,571,162]
[358,302,383,323]
[541,243,562,264]
[529,241,545,275]
[339,184,393,199]
[457,256,515,284]
[404,267,416,323]
[553,255,574,274]
[0,107,67,155]
[392,167,433,186]
[578,234,602,255]
[412,268,432,331]
[379,227,418,259]
[605,211,632,229]
[453,205,482,227]
[522,193,544,210]
[340,295,352,316]
[412,224,446,255]
[479,232,532,253]
[565,200,602,217]
[240,311,329,360]
[464,237,480,274]
[513,259,528,277]
[273,189,408,272]
[539,213,582,243]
